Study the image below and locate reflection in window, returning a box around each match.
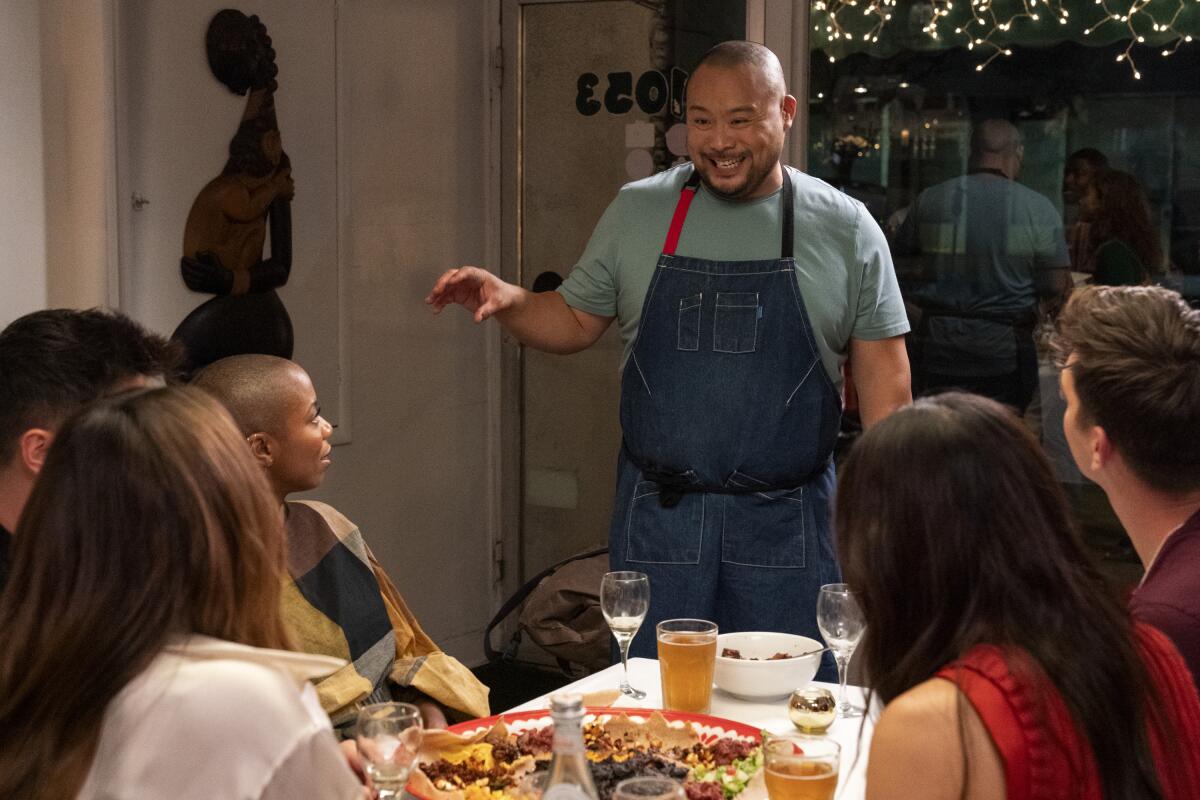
[806,1,1200,584]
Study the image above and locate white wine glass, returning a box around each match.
[355,701,423,798]
[601,570,650,700]
[816,583,866,718]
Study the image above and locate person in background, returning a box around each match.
[1063,147,1109,274]
[194,354,490,730]
[427,41,911,663]
[0,308,181,593]
[893,118,1071,413]
[1078,169,1162,286]
[0,387,364,799]
[1055,285,1200,687]
[838,393,1200,800]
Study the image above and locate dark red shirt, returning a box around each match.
[1130,508,1200,691]
[0,524,11,594]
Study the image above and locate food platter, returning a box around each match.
[447,707,762,741]
[409,708,766,800]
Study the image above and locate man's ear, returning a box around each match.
[247,432,275,469]
[18,429,54,476]
[1090,425,1114,472]
[781,95,797,131]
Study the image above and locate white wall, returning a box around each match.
[0,0,48,325]
[314,0,496,661]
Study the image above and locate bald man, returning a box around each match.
[194,355,489,730]
[426,41,911,669]
[894,118,1071,412]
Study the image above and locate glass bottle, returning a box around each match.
[542,693,599,800]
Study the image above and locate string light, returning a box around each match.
[816,0,1197,78]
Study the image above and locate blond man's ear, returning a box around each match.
[247,432,275,469]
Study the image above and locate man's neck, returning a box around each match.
[1107,483,1200,569]
[0,468,31,534]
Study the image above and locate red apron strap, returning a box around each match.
[662,171,702,256]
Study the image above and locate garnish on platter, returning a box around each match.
[409,709,766,800]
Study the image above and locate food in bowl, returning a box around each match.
[713,632,822,701]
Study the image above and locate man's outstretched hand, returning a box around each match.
[425,267,522,323]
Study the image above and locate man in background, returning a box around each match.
[894,118,1071,412]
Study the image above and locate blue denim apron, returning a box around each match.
[610,169,842,678]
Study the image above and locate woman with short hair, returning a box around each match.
[0,386,363,799]
[839,392,1200,800]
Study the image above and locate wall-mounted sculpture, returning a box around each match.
[173,9,294,372]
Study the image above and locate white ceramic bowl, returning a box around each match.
[712,631,823,701]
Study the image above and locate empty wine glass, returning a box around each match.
[355,701,423,798]
[816,583,866,718]
[600,571,650,700]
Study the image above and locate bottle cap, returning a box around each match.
[549,692,584,713]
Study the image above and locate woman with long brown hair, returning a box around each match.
[837,393,1200,800]
[1079,168,1162,286]
[0,387,362,799]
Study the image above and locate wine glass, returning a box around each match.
[355,701,423,798]
[816,583,866,718]
[600,570,650,700]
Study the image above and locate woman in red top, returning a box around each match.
[836,392,1200,800]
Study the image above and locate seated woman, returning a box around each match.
[837,392,1200,800]
[0,387,364,799]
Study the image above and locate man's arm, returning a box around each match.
[849,335,911,429]
[426,266,613,354]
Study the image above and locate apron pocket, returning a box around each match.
[677,293,702,351]
[713,292,760,354]
[625,480,704,564]
[720,487,807,568]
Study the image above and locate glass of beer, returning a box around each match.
[656,618,718,713]
[763,733,840,800]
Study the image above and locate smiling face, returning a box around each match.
[685,63,796,202]
[264,365,332,500]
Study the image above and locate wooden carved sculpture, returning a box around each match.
[172,9,294,372]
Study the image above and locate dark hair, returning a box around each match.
[1083,169,1163,277]
[1054,285,1200,494]
[0,308,182,464]
[0,386,293,798]
[692,40,786,97]
[1067,147,1109,171]
[837,393,1167,800]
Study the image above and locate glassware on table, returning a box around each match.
[355,701,424,799]
[815,583,866,719]
[656,618,718,713]
[788,685,837,734]
[763,733,841,800]
[600,570,650,700]
[544,693,601,800]
[613,776,687,800]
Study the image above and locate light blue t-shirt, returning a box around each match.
[558,164,909,389]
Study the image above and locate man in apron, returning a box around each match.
[427,42,911,667]
[893,119,1071,413]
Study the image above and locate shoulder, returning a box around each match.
[1010,181,1061,217]
[787,166,866,226]
[868,679,1000,800]
[290,499,357,533]
[614,163,692,203]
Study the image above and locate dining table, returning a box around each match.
[503,657,875,800]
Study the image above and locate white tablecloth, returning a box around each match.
[506,657,873,799]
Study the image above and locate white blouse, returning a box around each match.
[78,635,363,800]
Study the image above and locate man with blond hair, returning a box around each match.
[1055,285,1200,685]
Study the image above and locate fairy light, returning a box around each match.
[816,0,1197,79]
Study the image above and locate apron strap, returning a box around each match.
[780,169,794,259]
[662,170,702,256]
